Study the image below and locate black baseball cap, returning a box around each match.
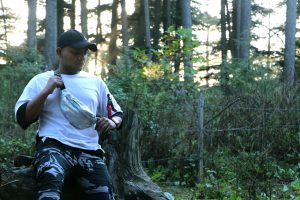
[57,29,97,52]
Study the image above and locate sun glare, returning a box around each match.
[3,0,135,47]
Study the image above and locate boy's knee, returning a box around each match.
[36,162,65,180]
[34,151,67,180]
[35,159,66,199]
[37,190,60,200]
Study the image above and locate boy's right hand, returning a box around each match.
[43,76,64,95]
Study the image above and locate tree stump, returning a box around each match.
[0,108,168,200]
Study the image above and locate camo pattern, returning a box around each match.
[33,139,112,200]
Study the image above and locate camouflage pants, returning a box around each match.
[33,137,113,200]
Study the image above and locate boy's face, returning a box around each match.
[57,46,88,74]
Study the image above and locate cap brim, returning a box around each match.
[71,41,98,52]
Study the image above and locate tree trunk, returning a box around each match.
[108,0,118,66]
[220,0,229,89]
[162,0,171,34]
[267,1,271,68]
[174,0,181,74]
[232,0,251,64]
[0,0,8,48]
[143,0,152,60]
[180,0,192,28]
[226,0,234,58]
[27,0,37,50]
[94,0,102,68]
[57,0,65,36]
[44,0,57,70]
[283,0,297,87]
[221,0,227,62]
[80,0,89,71]
[180,0,193,84]
[0,108,168,200]
[70,0,76,29]
[153,0,162,51]
[103,108,168,200]
[121,0,130,69]
[233,0,241,59]
[239,0,251,62]
[80,0,88,38]
[133,0,145,48]
[205,26,210,86]
[96,0,103,44]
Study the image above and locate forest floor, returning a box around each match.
[160,184,193,200]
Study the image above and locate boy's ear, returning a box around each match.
[56,47,62,55]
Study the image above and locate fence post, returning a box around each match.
[197,91,204,183]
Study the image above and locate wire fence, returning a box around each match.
[1,96,300,165]
[136,93,300,178]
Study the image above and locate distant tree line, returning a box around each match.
[0,0,298,90]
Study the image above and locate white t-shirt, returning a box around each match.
[15,70,122,150]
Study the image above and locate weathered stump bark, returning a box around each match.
[0,108,168,200]
[103,108,168,200]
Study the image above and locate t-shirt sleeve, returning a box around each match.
[15,76,40,129]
